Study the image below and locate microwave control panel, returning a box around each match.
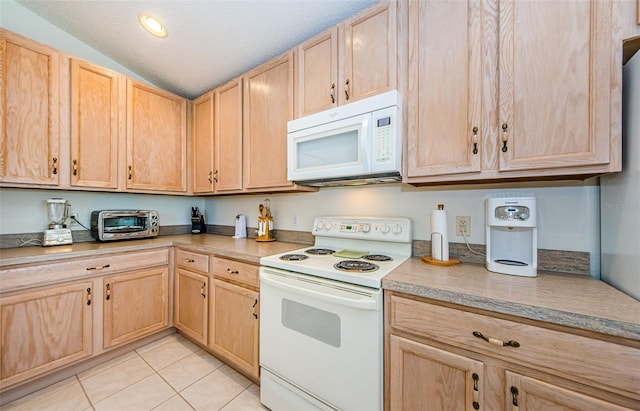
[375,116,393,162]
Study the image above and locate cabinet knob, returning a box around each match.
[501,123,509,152]
[105,283,111,301]
[213,170,219,183]
[208,171,213,184]
[344,79,350,101]
[73,159,78,176]
[472,126,479,155]
[86,287,92,306]
[128,165,133,180]
[510,386,519,411]
[330,83,336,104]
[472,372,480,410]
[200,282,206,298]
[52,157,58,175]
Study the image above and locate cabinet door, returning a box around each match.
[389,334,484,411]
[0,29,60,185]
[405,0,482,178]
[70,59,120,189]
[243,51,294,190]
[498,0,612,171]
[0,281,92,388]
[103,267,169,348]
[192,91,215,194]
[296,27,338,117]
[174,268,208,345]
[505,371,633,411]
[126,79,187,192]
[340,0,396,105]
[214,78,243,193]
[209,279,259,379]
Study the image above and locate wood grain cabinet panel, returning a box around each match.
[243,51,294,190]
[0,281,92,390]
[405,0,482,178]
[103,266,169,348]
[0,29,60,186]
[209,279,259,380]
[296,0,396,117]
[192,91,215,194]
[126,79,187,193]
[70,58,121,189]
[174,268,208,345]
[214,77,243,193]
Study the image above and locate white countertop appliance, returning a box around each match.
[287,90,402,187]
[43,198,72,247]
[259,216,412,411]
[485,197,537,277]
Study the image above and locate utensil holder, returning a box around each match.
[256,216,275,242]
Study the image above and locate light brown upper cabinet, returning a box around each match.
[0,30,60,186]
[243,51,295,190]
[296,0,397,117]
[214,78,243,193]
[192,91,215,194]
[126,79,187,192]
[404,0,619,185]
[405,0,482,178]
[70,59,122,189]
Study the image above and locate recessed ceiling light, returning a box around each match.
[138,14,168,38]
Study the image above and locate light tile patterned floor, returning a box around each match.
[1,334,267,411]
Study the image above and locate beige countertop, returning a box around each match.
[383,257,640,342]
[0,234,304,267]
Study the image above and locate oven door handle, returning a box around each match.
[260,271,379,310]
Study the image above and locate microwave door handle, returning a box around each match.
[260,271,378,310]
[361,115,371,171]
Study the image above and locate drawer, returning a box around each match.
[210,256,258,288]
[176,249,209,273]
[0,249,169,294]
[389,294,640,399]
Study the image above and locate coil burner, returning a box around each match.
[363,254,393,262]
[279,254,309,261]
[334,260,379,272]
[305,248,335,255]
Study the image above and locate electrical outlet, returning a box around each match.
[456,216,471,236]
[70,213,79,225]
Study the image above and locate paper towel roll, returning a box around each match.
[430,204,449,261]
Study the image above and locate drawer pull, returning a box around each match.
[86,287,92,306]
[185,258,195,263]
[472,372,480,410]
[105,283,111,301]
[200,282,206,298]
[510,386,519,411]
[472,331,520,347]
[86,264,111,271]
[227,268,239,275]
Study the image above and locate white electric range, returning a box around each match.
[259,216,412,411]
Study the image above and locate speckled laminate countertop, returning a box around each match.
[0,234,304,267]
[383,257,640,342]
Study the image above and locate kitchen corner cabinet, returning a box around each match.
[243,51,295,191]
[209,257,260,380]
[126,79,187,193]
[404,0,619,185]
[296,0,397,117]
[103,267,169,348]
[192,78,243,194]
[0,281,93,390]
[385,292,640,410]
[0,29,60,186]
[70,58,122,189]
[174,249,210,345]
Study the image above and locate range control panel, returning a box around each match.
[312,216,412,243]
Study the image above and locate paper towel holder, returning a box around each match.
[423,204,460,266]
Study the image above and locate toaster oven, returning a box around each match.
[90,210,159,241]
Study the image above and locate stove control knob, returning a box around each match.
[361,223,371,233]
[392,224,403,235]
[380,224,390,234]
[314,222,324,231]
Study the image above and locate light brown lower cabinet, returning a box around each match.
[103,267,169,349]
[209,278,259,380]
[0,280,93,389]
[385,291,640,411]
[174,268,209,345]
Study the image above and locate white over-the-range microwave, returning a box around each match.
[287,90,402,187]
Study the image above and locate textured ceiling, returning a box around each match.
[17,0,378,99]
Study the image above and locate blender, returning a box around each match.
[43,198,73,246]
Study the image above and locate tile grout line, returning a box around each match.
[75,374,96,410]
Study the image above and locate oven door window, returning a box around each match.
[103,216,148,233]
[282,298,340,348]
